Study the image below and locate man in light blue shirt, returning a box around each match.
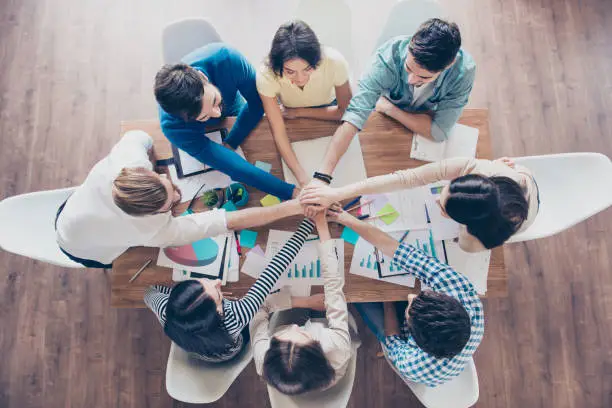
[306,19,475,192]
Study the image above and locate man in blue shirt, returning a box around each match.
[155,43,296,200]
[306,19,475,194]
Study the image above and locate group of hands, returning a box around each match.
[294,180,348,223]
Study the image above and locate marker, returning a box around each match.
[233,231,242,256]
[343,196,362,210]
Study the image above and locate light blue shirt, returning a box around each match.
[343,36,476,141]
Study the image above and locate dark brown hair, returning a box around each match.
[263,337,335,395]
[445,174,529,249]
[164,280,235,355]
[267,20,322,77]
[154,63,207,120]
[407,291,471,359]
[409,18,461,72]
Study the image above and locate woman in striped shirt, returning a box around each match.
[144,218,322,362]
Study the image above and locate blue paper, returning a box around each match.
[341,227,359,245]
[222,201,237,212]
[240,229,258,248]
[255,161,272,173]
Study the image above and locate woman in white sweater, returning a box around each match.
[250,212,357,395]
[300,157,539,252]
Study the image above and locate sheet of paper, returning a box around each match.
[350,231,416,287]
[281,135,367,187]
[255,160,272,173]
[410,124,479,162]
[227,236,239,283]
[157,233,231,276]
[265,231,345,288]
[444,240,490,295]
[424,181,461,240]
[372,188,430,232]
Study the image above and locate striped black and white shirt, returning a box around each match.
[144,218,314,361]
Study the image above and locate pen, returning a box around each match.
[305,237,319,242]
[234,231,242,256]
[346,198,374,213]
[343,196,362,210]
[400,230,410,243]
[129,259,152,283]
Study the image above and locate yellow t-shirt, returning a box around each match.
[256,46,349,108]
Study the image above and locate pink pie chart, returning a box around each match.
[163,237,219,267]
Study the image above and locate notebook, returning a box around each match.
[410,124,479,162]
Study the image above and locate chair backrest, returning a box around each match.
[162,18,222,64]
[508,152,612,243]
[0,188,83,268]
[266,342,359,408]
[383,348,478,408]
[293,0,355,71]
[165,341,253,404]
[407,358,479,408]
[374,0,443,51]
[265,312,360,408]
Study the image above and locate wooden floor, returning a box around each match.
[0,0,611,407]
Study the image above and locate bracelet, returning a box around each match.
[312,171,332,184]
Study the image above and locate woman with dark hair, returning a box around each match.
[144,218,325,362]
[300,157,538,251]
[257,20,353,186]
[250,212,357,395]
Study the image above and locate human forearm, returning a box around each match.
[386,106,434,140]
[337,213,399,258]
[318,122,359,174]
[384,302,401,336]
[293,105,344,121]
[226,199,301,230]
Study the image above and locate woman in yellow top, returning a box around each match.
[257,20,353,187]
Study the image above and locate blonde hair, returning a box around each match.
[112,167,168,216]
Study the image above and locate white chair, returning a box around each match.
[508,152,612,243]
[375,0,443,51]
[162,18,222,64]
[165,342,253,404]
[0,188,83,268]
[384,350,479,408]
[294,0,355,70]
[265,313,360,408]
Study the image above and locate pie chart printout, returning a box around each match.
[163,238,219,267]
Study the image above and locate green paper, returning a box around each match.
[260,194,281,207]
[377,203,399,225]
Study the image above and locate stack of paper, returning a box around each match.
[410,123,479,162]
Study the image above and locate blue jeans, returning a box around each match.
[355,301,408,342]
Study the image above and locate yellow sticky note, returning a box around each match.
[260,194,281,207]
[377,203,399,225]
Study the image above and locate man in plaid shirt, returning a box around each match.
[330,207,484,387]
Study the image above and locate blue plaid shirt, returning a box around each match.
[383,243,484,387]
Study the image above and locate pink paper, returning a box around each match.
[250,244,265,256]
[360,194,390,216]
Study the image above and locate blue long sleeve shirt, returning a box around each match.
[159,43,295,200]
